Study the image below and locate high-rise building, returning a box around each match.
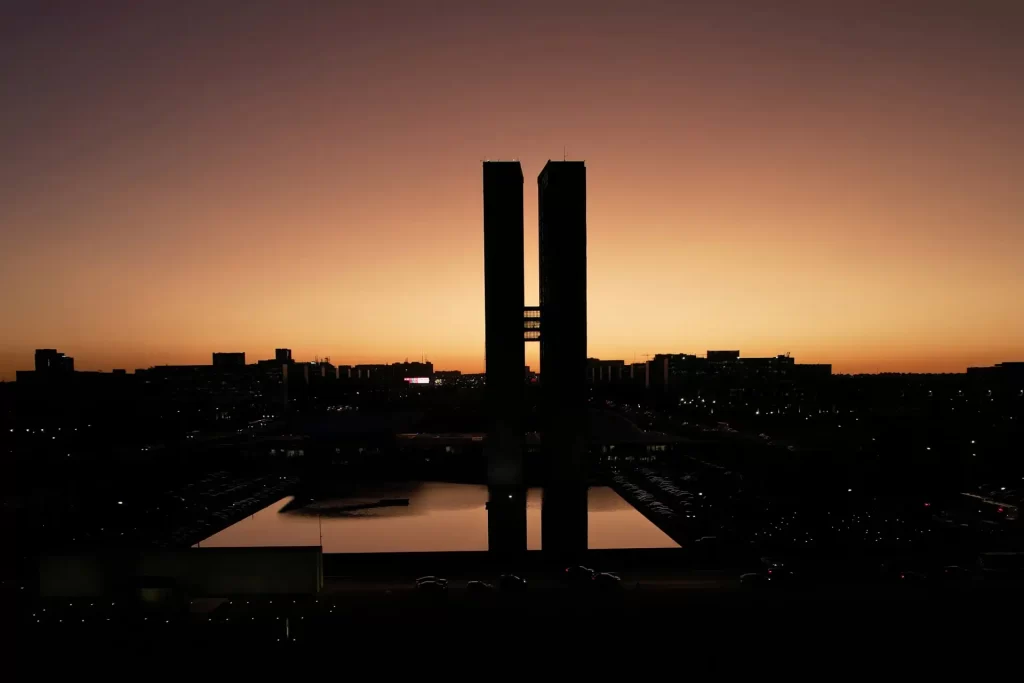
[648,353,700,388]
[352,364,389,382]
[392,361,434,385]
[34,349,74,373]
[538,160,588,555]
[587,358,626,383]
[482,161,527,552]
[275,348,292,364]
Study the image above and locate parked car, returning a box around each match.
[499,574,528,593]
[740,572,770,589]
[415,580,448,595]
[415,575,448,588]
[593,572,623,591]
[564,565,595,587]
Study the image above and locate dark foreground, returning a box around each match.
[11,564,1024,655]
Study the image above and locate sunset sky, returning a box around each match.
[1,0,1022,380]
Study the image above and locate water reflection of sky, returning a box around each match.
[196,483,678,553]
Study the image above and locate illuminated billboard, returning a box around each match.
[403,377,429,384]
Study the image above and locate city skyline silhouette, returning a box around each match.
[6,1,1024,648]
[3,147,1021,380]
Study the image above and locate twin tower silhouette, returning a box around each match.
[482,160,588,555]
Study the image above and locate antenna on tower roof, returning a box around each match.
[563,146,566,161]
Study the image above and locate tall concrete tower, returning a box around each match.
[537,160,588,556]
[482,161,526,552]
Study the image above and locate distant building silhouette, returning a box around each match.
[212,352,245,369]
[352,364,388,382]
[15,348,76,384]
[538,160,589,555]
[275,348,292,364]
[590,350,832,389]
[482,161,527,552]
[35,349,74,373]
[968,361,1024,382]
[312,359,336,379]
[587,358,626,383]
[392,361,434,385]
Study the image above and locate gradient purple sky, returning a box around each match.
[1,0,1022,379]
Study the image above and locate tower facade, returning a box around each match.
[482,161,526,552]
[537,160,588,555]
